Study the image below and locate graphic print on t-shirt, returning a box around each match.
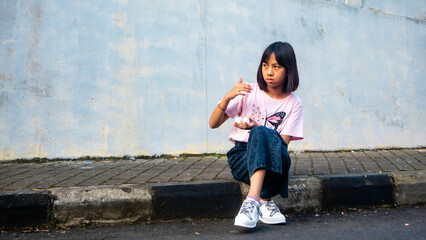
[247,103,287,131]
[265,111,286,130]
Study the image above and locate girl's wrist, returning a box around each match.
[222,96,231,105]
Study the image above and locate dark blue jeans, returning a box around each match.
[226,126,291,199]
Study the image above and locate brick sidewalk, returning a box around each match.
[0,149,425,191]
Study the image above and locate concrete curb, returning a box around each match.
[274,176,322,212]
[150,181,241,220]
[50,185,152,226]
[0,190,53,227]
[319,174,394,209]
[1,172,425,228]
[391,171,426,205]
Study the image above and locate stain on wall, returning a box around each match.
[0,0,425,160]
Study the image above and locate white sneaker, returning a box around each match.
[259,199,286,224]
[234,198,260,228]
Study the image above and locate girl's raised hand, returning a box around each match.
[224,77,252,101]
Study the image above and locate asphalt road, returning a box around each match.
[2,205,425,240]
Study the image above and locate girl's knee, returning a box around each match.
[250,126,270,136]
[249,126,277,142]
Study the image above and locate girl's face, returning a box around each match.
[262,53,286,91]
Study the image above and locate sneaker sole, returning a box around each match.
[234,222,257,228]
[259,217,286,225]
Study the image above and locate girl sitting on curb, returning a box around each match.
[209,42,304,228]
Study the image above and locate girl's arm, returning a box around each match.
[209,99,230,129]
[281,135,292,146]
[209,77,252,129]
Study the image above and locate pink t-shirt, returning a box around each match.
[223,83,303,143]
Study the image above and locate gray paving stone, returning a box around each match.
[295,154,312,175]
[313,166,330,175]
[3,173,54,190]
[336,151,354,158]
[418,149,426,157]
[203,156,219,161]
[329,164,348,174]
[296,153,311,160]
[110,162,157,181]
[364,151,397,172]
[0,163,13,167]
[295,168,312,176]
[0,164,22,174]
[378,150,414,171]
[43,165,79,174]
[193,158,228,181]
[359,161,382,173]
[182,157,202,164]
[79,170,127,186]
[101,179,128,185]
[209,158,228,169]
[324,153,348,174]
[55,168,112,187]
[127,162,173,184]
[322,152,341,159]
[350,152,381,172]
[148,162,191,183]
[172,168,204,182]
[289,162,296,175]
[30,168,89,189]
[295,158,313,175]
[216,168,233,180]
[336,152,365,173]
[2,170,41,185]
[296,157,312,163]
[389,150,425,170]
[309,152,326,159]
[0,177,20,189]
[345,161,365,173]
[310,152,330,175]
[0,167,33,180]
[194,169,222,181]
[403,149,426,164]
[191,157,216,169]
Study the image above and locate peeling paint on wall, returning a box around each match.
[344,0,363,8]
[113,12,127,28]
[0,148,15,160]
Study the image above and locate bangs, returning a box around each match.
[261,45,286,67]
[261,46,276,64]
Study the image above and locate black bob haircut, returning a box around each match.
[257,42,299,94]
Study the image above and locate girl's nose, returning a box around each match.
[267,67,273,75]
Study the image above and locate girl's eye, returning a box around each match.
[262,63,267,67]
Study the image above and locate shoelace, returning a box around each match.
[240,201,257,220]
[263,201,279,217]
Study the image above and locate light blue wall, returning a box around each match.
[1,0,425,160]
